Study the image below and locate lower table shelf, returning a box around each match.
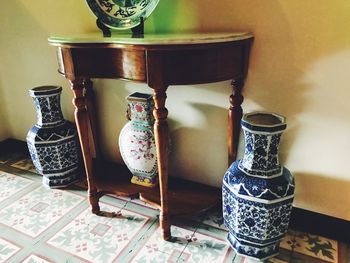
[91,159,221,216]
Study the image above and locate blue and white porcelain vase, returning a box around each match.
[119,92,158,187]
[26,86,81,188]
[222,112,295,261]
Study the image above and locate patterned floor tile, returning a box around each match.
[284,230,338,262]
[195,216,229,242]
[0,148,349,263]
[0,186,84,238]
[131,248,183,263]
[0,237,21,262]
[181,230,234,263]
[22,254,54,263]
[122,198,160,221]
[0,171,34,203]
[234,255,290,263]
[130,225,194,262]
[130,197,159,210]
[201,208,228,231]
[47,202,151,263]
[0,152,27,164]
[10,157,37,173]
[265,258,289,263]
[172,217,202,233]
[104,194,131,202]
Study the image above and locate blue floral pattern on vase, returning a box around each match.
[222,112,295,261]
[26,86,81,188]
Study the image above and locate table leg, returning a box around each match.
[84,79,100,158]
[228,78,245,166]
[152,87,171,240]
[70,78,100,214]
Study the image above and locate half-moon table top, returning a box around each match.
[48,32,253,46]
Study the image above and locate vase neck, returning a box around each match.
[30,86,65,127]
[127,92,154,125]
[239,130,283,177]
[238,112,286,177]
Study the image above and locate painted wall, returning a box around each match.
[0,76,10,140]
[0,0,349,220]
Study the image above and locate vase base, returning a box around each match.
[227,233,279,261]
[42,173,80,189]
[131,175,157,187]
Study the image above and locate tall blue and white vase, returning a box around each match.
[119,92,158,187]
[222,112,295,261]
[26,86,81,188]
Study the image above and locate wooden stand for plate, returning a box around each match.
[96,17,144,38]
[96,18,111,37]
[131,17,144,38]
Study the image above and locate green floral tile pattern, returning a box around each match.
[132,250,182,263]
[10,158,37,173]
[130,198,159,210]
[22,254,52,263]
[201,208,228,231]
[0,171,34,203]
[47,203,151,263]
[0,237,21,262]
[0,186,84,237]
[182,230,232,263]
[283,230,338,263]
[131,225,193,262]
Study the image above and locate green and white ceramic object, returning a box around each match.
[119,92,158,187]
[86,0,159,30]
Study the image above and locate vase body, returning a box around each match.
[119,92,158,187]
[26,86,80,188]
[222,112,295,261]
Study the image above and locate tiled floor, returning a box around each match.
[0,151,349,263]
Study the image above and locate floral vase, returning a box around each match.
[222,112,295,261]
[26,86,81,188]
[119,92,158,187]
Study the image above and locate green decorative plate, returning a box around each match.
[86,0,159,30]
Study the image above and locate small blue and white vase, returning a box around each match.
[223,112,295,261]
[26,86,81,188]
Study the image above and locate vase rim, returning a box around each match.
[29,86,62,96]
[242,111,286,133]
[126,92,153,102]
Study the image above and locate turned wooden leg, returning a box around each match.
[70,78,100,214]
[152,87,171,240]
[84,79,100,158]
[228,78,245,166]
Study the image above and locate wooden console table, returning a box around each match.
[48,33,253,240]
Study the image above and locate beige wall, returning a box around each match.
[0,0,349,220]
[0,77,10,140]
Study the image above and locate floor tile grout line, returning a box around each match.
[123,218,160,263]
[173,210,211,263]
